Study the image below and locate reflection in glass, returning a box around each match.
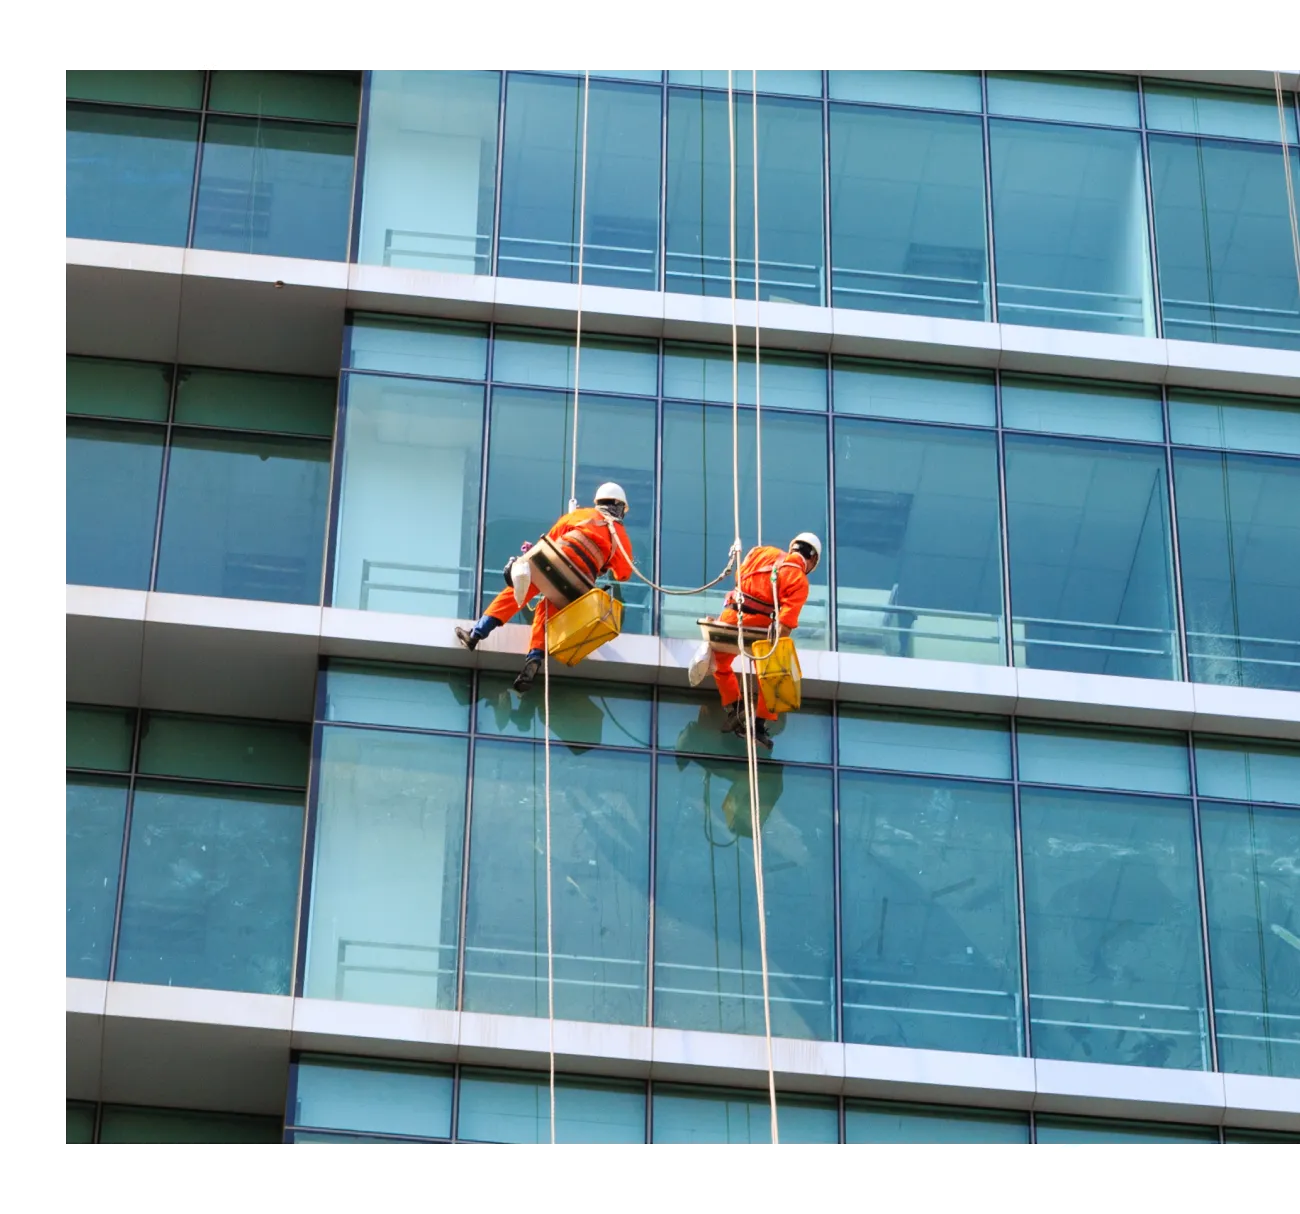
[476,674,652,747]
[658,692,833,766]
[651,1087,838,1143]
[1016,723,1189,795]
[324,662,473,733]
[66,779,128,980]
[1034,1115,1216,1143]
[846,1101,1029,1143]
[457,1070,645,1143]
[838,708,1011,780]
[1194,738,1300,807]
[293,1059,453,1139]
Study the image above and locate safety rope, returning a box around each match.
[752,70,763,547]
[604,518,736,595]
[542,623,557,1144]
[1275,72,1300,303]
[568,71,592,514]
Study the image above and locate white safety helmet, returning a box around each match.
[594,481,629,520]
[789,532,822,573]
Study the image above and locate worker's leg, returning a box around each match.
[513,598,552,693]
[713,607,742,709]
[457,584,537,650]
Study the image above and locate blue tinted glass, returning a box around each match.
[1194,739,1300,807]
[668,71,822,97]
[661,343,827,411]
[293,1060,453,1138]
[1169,392,1300,457]
[66,104,198,246]
[987,73,1140,126]
[1017,723,1190,794]
[193,119,354,261]
[66,420,163,590]
[67,356,171,422]
[846,1101,1029,1143]
[347,317,489,379]
[477,674,651,746]
[666,90,824,305]
[492,329,658,396]
[67,704,135,771]
[324,663,472,732]
[499,75,660,290]
[1001,377,1164,443]
[1035,1115,1217,1143]
[838,708,1011,779]
[832,361,995,426]
[828,71,982,112]
[457,1071,645,1143]
[829,105,989,321]
[137,713,309,787]
[115,782,304,994]
[655,757,835,1040]
[66,778,128,979]
[155,431,330,604]
[651,1088,838,1143]
[657,690,833,765]
[1144,82,1299,143]
[990,120,1154,336]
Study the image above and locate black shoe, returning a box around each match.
[513,656,542,693]
[719,703,743,735]
[752,720,774,752]
[455,626,478,651]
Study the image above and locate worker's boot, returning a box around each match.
[720,701,744,736]
[513,650,544,693]
[455,614,501,651]
[752,718,775,752]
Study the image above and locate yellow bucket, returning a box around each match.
[547,588,624,667]
[750,636,801,715]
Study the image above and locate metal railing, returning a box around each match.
[843,977,1024,1054]
[664,249,823,302]
[1030,992,1211,1070]
[831,266,989,315]
[359,559,476,613]
[383,228,489,273]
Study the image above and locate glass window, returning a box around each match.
[1169,391,1300,458]
[989,119,1154,336]
[492,328,658,397]
[662,343,827,411]
[476,674,652,747]
[208,70,360,124]
[651,1087,838,1143]
[323,662,472,733]
[658,690,833,766]
[66,420,164,590]
[67,70,204,109]
[499,74,661,290]
[840,772,1022,1056]
[332,373,484,619]
[1174,448,1300,692]
[347,316,489,380]
[114,782,304,994]
[137,713,310,786]
[293,1058,453,1139]
[481,386,656,635]
[1144,81,1299,144]
[832,361,995,426]
[1020,787,1209,1070]
[66,778,128,980]
[661,404,829,645]
[834,417,1003,664]
[655,757,835,1040]
[66,104,199,246]
[665,89,824,305]
[173,368,335,436]
[668,71,823,98]
[1149,137,1300,351]
[67,356,171,422]
[66,704,134,771]
[457,1070,645,1143]
[193,118,354,261]
[845,1101,1029,1143]
[1005,434,1179,680]
[463,740,650,1024]
[1017,723,1190,795]
[1200,800,1300,1079]
[1034,1115,1217,1143]
[304,727,467,1008]
[1225,1128,1300,1142]
[66,1102,96,1143]
[987,73,1140,127]
[358,71,500,274]
[828,71,982,113]
[829,105,989,321]
[838,708,1011,780]
[1194,739,1300,807]
[1001,376,1164,443]
[155,430,330,605]
[98,1106,281,1143]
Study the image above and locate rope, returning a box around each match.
[751,70,763,547]
[604,518,736,595]
[1275,73,1300,303]
[542,623,556,1143]
[568,71,592,514]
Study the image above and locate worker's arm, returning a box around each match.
[775,567,809,633]
[607,521,634,581]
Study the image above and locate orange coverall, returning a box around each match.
[483,507,634,652]
[714,546,810,721]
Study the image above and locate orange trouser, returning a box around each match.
[712,607,777,721]
[484,582,556,653]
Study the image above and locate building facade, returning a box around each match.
[66,69,1300,1143]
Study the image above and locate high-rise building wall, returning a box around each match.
[66,69,1300,1143]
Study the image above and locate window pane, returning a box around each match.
[137,713,310,787]
[828,71,982,112]
[658,690,833,765]
[66,104,198,246]
[476,673,652,747]
[1150,137,1300,351]
[830,105,989,321]
[1006,434,1178,680]
[332,374,484,619]
[1145,82,1299,143]
[661,404,829,645]
[174,368,336,436]
[832,360,995,426]
[1225,1128,1300,1142]
[1017,723,1190,794]
[323,663,472,732]
[840,771,1022,1055]
[358,71,499,274]
[651,1087,837,1143]
[1020,787,1209,1069]
[457,1071,645,1143]
[98,1106,281,1143]
[655,757,835,1040]
[304,727,467,1008]
[463,741,650,1024]
[209,70,360,123]
[193,118,354,261]
[66,778,127,980]
[1174,448,1300,692]
[293,1059,453,1138]
[1001,376,1164,443]
[666,89,824,305]
[347,316,489,379]
[492,328,658,396]
[990,119,1153,336]
[1035,1115,1217,1143]
[662,343,827,411]
[66,1102,96,1143]
[499,75,661,290]
[155,430,330,605]
[668,71,822,97]
[481,387,655,635]
[1194,739,1300,807]
[834,418,1003,664]
[987,72,1140,126]
[66,356,170,422]
[67,70,204,108]
[66,420,163,590]
[846,1101,1029,1143]
[1200,800,1300,1079]
[1169,391,1300,458]
[115,782,304,994]
[838,708,1011,779]
[66,704,134,771]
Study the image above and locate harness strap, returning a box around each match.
[559,528,605,580]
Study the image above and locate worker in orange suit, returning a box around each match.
[456,483,634,693]
[712,533,820,751]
